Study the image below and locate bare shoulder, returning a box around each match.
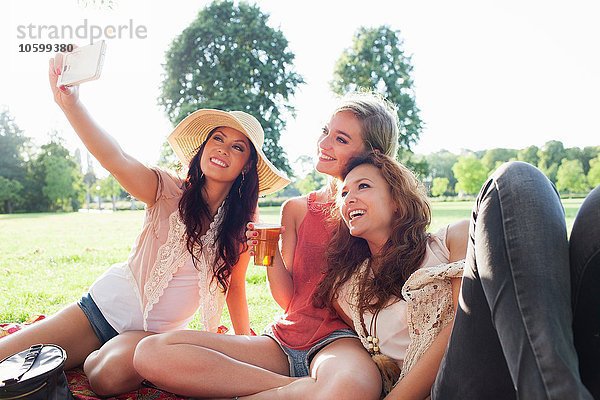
[281,195,308,223]
[447,219,469,262]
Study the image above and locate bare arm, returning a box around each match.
[226,250,251,335]
[385,277,462,400]
[385,221,467,399]
[49,55,158,206]
[264,198,300,309]
[447,220,469,262]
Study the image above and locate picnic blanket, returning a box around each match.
[1,315,187,400]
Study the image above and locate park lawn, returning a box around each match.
[0,200,583,333]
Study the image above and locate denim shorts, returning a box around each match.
[264,327,358,377]
[77,292,119,344]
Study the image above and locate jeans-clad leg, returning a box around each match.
[432,161,592,400]
[571,185,600,398]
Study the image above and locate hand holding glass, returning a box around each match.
[252,223,281,267]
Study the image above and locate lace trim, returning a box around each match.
[398,260,464,380]
[307,191,333,214]
[142,202,226,331]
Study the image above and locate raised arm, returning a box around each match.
[49,54,158,206]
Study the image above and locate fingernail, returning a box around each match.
[56,68,61,75]
[252,232,258,237]
[249,251,254,256]
[248,224,254,229]
[252,240,258,245]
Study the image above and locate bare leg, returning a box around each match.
[84,331,155,396]
[133,330,294,398]
[241,338,381,400]
[0,303,101,369]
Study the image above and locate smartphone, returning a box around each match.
[56,40,106,87]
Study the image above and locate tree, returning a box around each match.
[295,171,326,195]
[588,155,600,188]
[426,150,458,193]
[0,176,23,213]
[481,148,517,172]
[0,108,28,182]
[580,146,600,175]
[24,139,84,211]
[331,25,422,155]
[98,174,123,211]
[431,177,449,197]
[453,156,489,195]
[516,145,540,167]
[538,141,566,183]
[556,159,588,194]
[43,155,82,211]
[157,141,182,172]
[160,0,303,176]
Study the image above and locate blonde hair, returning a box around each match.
[333,92,399,158]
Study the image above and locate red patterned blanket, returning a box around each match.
[1,316,187,399]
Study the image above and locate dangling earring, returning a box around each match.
[238,171,246,197]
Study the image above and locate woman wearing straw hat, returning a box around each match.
[134,92,401,399]
[0,55,289,396]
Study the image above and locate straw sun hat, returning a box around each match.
[167,109,290,196]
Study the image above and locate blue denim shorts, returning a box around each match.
[77,292,119,344]
[264,327,358,377]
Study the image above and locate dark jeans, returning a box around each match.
[432,161,598,400]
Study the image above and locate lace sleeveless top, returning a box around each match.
[90,168,227,333]
[337,227,464,376]
[270,192,350,350]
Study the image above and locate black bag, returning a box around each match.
[0,344,73,399]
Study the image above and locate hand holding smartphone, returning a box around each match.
[56,40,106,87]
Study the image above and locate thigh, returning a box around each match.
[147,330,290,376]
[309,338,381,400]
[84,330,154,372]
[570,185,600,397]
[0,303,101,369]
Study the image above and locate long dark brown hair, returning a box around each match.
[178,129,259,292]
[314,151,431,314]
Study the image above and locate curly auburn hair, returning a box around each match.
[314,151,431,314]
[178,129,259,293]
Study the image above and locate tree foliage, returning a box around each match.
[538,141,566,183]
[0,177,23,213]
[26,140,84,211]
[426,150,458,191]
[481,148,517,172]
[295,171,326,195]
[159,0,304,176]
[452,155,489,195]
[331,25,422,155]
[98,174,123,210]
[0,108,29,182]
[157,141,182,172]
[431,177,449,197]
[516,145,540,167]
[556,159,588,193]
[588,155,600,188]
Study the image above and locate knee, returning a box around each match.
[85,355,131,396]
[493,161,547,190]
[132,335,163,382]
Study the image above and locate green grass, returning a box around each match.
[0,200,583,332]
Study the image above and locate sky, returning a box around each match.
[1,0,599,177]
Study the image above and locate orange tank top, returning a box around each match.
[271,192,350,350]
